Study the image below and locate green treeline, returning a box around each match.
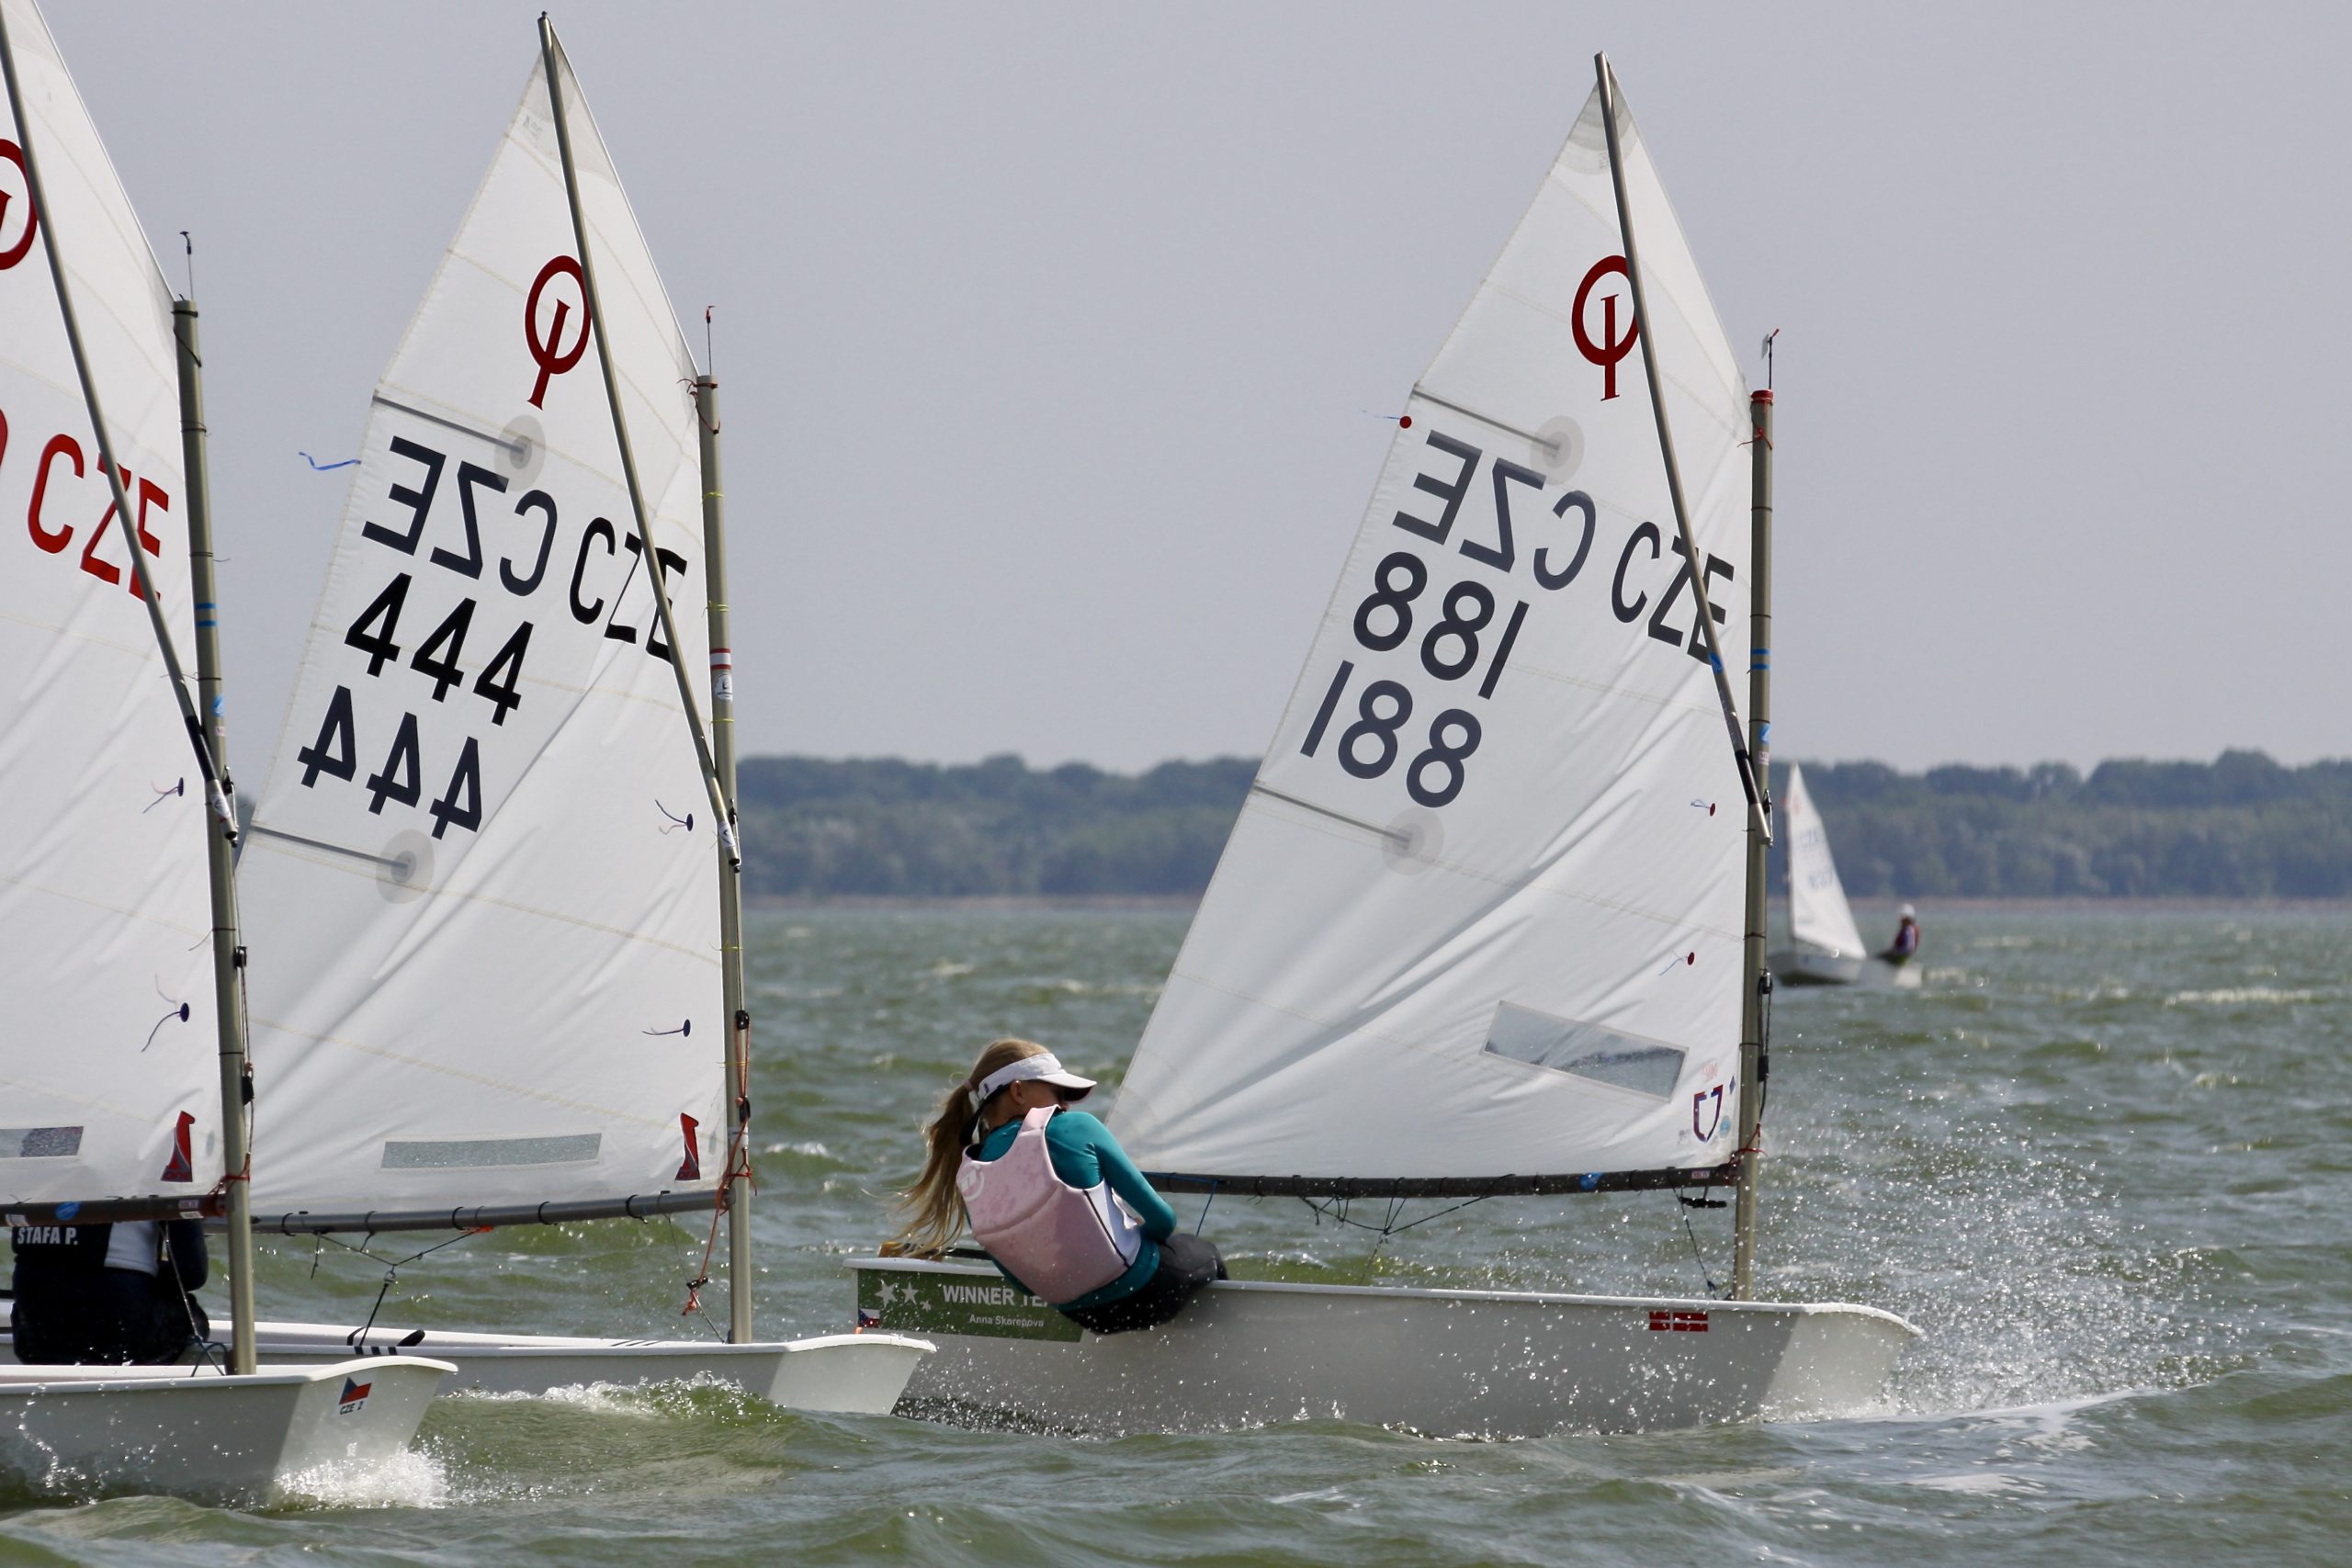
[736,750,2352,899]
[738,754,1253,898]
[1775,751,2352,898]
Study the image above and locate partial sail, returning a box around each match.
[240,40,720,1213]
[0,0,221,1203]
[1111,78,1753,1190]
[1783,763,1866,959]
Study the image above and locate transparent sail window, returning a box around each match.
[0,1127,85,1158]
[379,1134,602,1169]
[1481,1003,1685,1099]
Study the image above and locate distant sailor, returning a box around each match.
[897,1038,1225,1334]
[1883,904,1922,965]
[8,1217,211,1365]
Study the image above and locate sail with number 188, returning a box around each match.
[852,60,1916,1440]
[1111,77,1755,1193]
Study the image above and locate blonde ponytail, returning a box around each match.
[892,1037,1052,1256]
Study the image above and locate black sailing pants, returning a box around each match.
[1060,1234,1226,1336]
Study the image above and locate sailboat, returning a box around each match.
[852,57,1916,1437]
[0,0,448,1497]
[225,20,927,1410]
[1769,763,1920,988]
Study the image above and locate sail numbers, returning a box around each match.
[291,429,687,840]
[1297,423,1731,810]
[10,415,171,594]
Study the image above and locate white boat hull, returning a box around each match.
[0,1357,449,1502]
[850,1257,1917,1438]
[1770,948,1922,989]
[243,1320,933,1415]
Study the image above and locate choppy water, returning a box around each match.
[5,905,2346,1564]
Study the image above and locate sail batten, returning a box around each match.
[1110,75,1753,1186]
[240,42,721,1215]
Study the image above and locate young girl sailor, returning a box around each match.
[897,1038,1223,1334]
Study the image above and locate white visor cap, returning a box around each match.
[1898,904,1917,919]
[972,1052,1096,1107]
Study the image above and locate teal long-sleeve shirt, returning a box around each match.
[969,1109,1177,1310]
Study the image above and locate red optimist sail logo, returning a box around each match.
[159,1111,195,1183]
[1571,255,1637,400]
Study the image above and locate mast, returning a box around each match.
[1732,388,1773,1300]
[695,370,755,1344]
[537,16,747,1328]
[1592,53,1770,846]
[0,8,256,1371]
[175,298,259,1371]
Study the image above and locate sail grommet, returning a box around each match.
[375,829,435,904]
[1380,807,1444,875]
[1532,416,1586,481]
[496,412,548,489]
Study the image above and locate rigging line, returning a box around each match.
[1295,1190,1499,1238]
[169,1225,227,1378]
[1744,968,1775,1151]
[309,1225,490,1344]
[1675,1190,1723,1298]
[679,1104,758,1334]
[1193,1181,1218,1236]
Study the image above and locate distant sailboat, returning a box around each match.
[0,0,447,1497]
[1769,763,1920,989]
[230,18,926,1410]
[854,56,1915,1437]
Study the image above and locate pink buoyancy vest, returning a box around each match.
[957,1106,1143,1303]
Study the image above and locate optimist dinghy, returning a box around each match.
[0,0,447,1497]
[1769,764,1921,989]
[229,19,927,1413]
[853,56,1917,1438]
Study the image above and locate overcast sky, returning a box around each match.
[48,1,2352,774]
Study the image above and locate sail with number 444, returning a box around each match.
[1111,79,1754,1193]
[239,38,720,1215]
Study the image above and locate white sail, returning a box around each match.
[239,40,721,1213]
[1112,79,1752,1187]
[1782,763,1866,959]
[0,0,221,1204]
